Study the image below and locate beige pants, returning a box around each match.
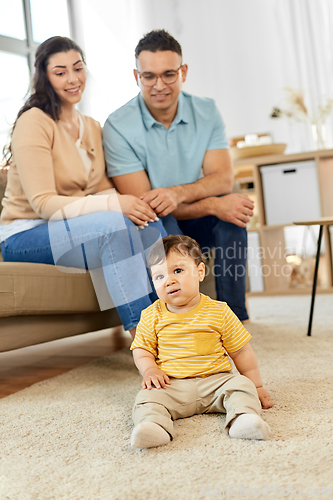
[133,372,261,438]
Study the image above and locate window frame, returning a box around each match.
[0,0,76,169]
[0,0,75,74]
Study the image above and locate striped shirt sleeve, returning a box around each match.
[221,304,252,353]
[130,307,158,358]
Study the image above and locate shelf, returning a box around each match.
[234,148,333,168]
[247,286,333,297]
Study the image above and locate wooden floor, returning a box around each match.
[0,327,132,399]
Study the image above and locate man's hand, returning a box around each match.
[117,194,159,226]
[257,387,273,409]
[212,193,254,227]
[142,367,171,390]
[141,186,183,217]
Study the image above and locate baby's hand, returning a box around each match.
[257,387,273,409]
[142,368,171,390]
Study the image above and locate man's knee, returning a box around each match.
[214,218,247,242]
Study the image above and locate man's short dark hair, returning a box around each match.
[147,235,204,270]
[135,29,182,59]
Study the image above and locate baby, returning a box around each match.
[130,235,273,449]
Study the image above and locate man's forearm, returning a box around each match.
[177,147,234,203]
[172,197,216,219]
[111,171,151,198]
[172,193,253,228]
[173,171,233,206]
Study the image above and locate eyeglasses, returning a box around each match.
[137,65,183,87]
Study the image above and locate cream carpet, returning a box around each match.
[1,294,333,500]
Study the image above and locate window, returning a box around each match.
[0,0,73,162]
[30,0,71,44]
[0,0,26,40]
[0,52,30,156]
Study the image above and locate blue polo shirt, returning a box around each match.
[103,91,229,189]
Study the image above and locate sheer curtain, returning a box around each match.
[72,0,149,125]
[276,0,333,150]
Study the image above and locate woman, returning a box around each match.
[0,36,167,338]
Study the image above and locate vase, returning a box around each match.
[311,121,328,150]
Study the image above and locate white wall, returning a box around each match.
[138,0,292,147]
[73,0,333,153]
[72,0,145,122]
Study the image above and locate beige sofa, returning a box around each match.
[0,182,121,353]
[0,259,121,353]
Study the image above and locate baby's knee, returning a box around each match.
[134,388,170,407]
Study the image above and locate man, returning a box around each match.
[103,30,254,320]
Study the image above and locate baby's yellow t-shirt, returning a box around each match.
[131,294,251,378]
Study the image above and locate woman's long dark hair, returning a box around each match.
[2,36,85,167]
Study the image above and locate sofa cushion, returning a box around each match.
[0,262,101,317]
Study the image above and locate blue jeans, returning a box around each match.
[162,215,248,320]
[1,212,167,330]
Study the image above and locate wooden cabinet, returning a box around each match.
[234,149,333,295]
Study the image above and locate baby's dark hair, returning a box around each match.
[147,235,204,269]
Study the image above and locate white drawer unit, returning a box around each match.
[260,160,321,226]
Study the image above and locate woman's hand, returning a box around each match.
[112,194,159,226]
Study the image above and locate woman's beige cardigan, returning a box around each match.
[1,107,115,224]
